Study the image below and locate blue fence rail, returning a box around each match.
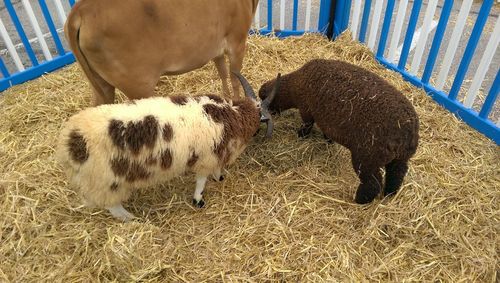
[333,0,499,145]
[1,0,498,145]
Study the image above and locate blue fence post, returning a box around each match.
[267,0,273,30]
[479,70,500,119]
[318,0,333,35]
[358,0,372,43]
[422,0,454,84]
[376,0,396,58]
[38,0,66,56]
[449,0,493,101]
[0,58,11,77]
[292,0,299,31]
[332,0,352,39]
[398,0,423,70]
[4,0,39,67]
[68,0,75,7]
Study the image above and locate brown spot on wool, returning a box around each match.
[126,162,150,182]
[110,156,130,177]
[124,115,159,154]
[67,130,89,163]
[162,124,173,142]
[110,182,119,191]
[170,95,188,105]
[108,119,126,150]
[145,155,157,166]
[160,149,173,169]
[187,151,199,167]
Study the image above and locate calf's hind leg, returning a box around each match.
[384,159,409,197]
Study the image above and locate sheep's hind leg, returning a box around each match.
[354,170,383,204]
[107,204,136,222]
[192,175,208,208]
[384,159,409,197]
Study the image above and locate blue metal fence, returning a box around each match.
[1,0,498,145]
[334,0,500,145]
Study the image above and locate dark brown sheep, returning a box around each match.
[259,59,419,204]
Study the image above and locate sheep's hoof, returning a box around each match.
[297,128,311,138]
[192,198,205,208]
[354,193,377,204]
[323,134,334,144]
[218,175,225,182]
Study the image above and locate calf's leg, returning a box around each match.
[228,40,246,97]
[213,55,231,97]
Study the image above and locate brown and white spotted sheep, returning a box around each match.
[259,59,419,204]
[56,74,269,221]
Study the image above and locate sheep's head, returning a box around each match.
[232,72,280,139]
[258,74,292,115]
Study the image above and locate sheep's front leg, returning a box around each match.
[107,204,136,222]
[298,109,314,138]
[211,168,225,182]
[192,175,208,208]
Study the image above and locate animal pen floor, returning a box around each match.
[0,34,498,282]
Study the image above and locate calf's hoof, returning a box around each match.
[192,198,205,208]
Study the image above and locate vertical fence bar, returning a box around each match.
[39,0,66,56]
[267,0,273,30]
[53,0,67,24]
[318,0,333,33]
[435,0,473,90]
[0,18,25,71]
[448,0,493,101]
[376,0,395,58]
[280,0,285,30]
[398,0,422,70]
[0,58,11,77]
[421,0,453,84]
[4,0,39,67]
[305,0,312,31]
[367,0,384,50]
[254,1,260,29]
[341,0,352,32]
[478,70,499,119]
[21,0,53,61]
[387,0,408,63]
[409,0,439,75]
[333,0,346,37]
[68,0,75,7]
[464,15,500,107]
[350,0,362,39]
[292,0,299,30]
[358,0,372,43]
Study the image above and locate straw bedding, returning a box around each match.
[0,33,498,282]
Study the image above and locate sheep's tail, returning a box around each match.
[64,3,107,100]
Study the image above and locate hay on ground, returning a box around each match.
[0,33,498,282]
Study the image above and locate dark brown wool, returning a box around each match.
[108,119,127,150]
[145,155,157,166]
[170,95,188,105]
[160,149,173,169]
[187,151,199,167]
[67,130,89,163]
[124,115,159,154]
[203,99,260,164]
[162,124,173,142]
[110,156,130,177]
[259,59,419,204]
[126,161,150,182]
[110,182,119,191]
